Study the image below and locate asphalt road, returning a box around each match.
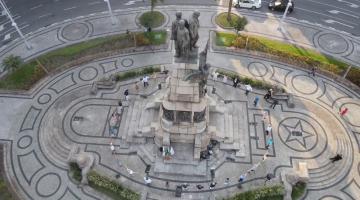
[0,0,359,46]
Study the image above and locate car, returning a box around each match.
[233,0,262,9]
[268,0,294,13]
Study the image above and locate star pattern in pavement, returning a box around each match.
[283,120,314,149]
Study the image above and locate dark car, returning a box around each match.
[268,0,294,13]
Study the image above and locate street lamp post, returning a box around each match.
[104,0,116,25]
[0,0,32,49]
[278,0,292,32]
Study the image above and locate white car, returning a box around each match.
[233,0,262,9]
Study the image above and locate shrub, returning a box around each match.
[234,17,248,34]
[292,182,306,200]
[227,185,285,200]
[139,11,165,28]
[114,66,161,82]
[2,55,22,72]
[87,171,140,200]
[69,162,82,182]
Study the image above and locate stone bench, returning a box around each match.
[90,77,116,94]
[272,93,295,108]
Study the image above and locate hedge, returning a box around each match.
[216,68,285,93]
[114,66,161,82]
[227,185,285,200]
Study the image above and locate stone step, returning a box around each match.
[127,100,143,141]
[137,145,155,164]
[121,100,134,140]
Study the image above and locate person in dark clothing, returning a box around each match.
[329,154,342,163]
[309,67,317,77]
[264,89,273,99]
[233,78,240,88]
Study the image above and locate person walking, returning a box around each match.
[209,182,217,189]
[329,154,343,163]
[270,99,279,109]
[264,89,273,99]
[144,176,152,185]
[117,101,123,116]
[339,107,349,116]
[233,77,240,88]
[224,178,230,185]
[143,75,149,87]
[265,124,272,135]
[124,89,129,101]
[223,75,228,84]
[309,67,317,77]
[265,138,273,149]
[238,174,246,183]
[264,173,275,184]
[253,96,260,107]
[245,84,253,96]
[110,142,116,154]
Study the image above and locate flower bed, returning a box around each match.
[114,66,161,82]
[227,185,285,200]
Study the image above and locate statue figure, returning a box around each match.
[171,11,182,41]
[188,11,200,50]
[175,20,190,58]
[67,146,94,185]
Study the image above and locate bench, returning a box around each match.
[272,93,295,108]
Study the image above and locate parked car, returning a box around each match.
[233,0,262,9]
[268,0,294,13]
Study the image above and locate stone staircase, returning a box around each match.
[307,136,352,190]
[40,108,73,169]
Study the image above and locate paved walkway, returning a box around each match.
[0,5,360,200]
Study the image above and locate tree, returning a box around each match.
[227,0,233,21]
[234,17,248,35]
[2,55,22,72]
[150,0,164,12]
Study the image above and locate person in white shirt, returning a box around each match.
[265,124,272,135]
[245,84,252,96]
[144,176,152,185]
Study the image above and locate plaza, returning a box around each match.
[0,4,360,200]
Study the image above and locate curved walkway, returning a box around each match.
[0,5,359,200]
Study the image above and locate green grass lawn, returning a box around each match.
[139,11,165,28]
[291,182,306,200]
[227,185,284,200]
[215,12,241,29]
[0,31,167,90]
[215,31,356,79]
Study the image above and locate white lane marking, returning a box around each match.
[328,10,359,18]
[324,19,354,28]
[64,6,77,11]
[337,0,359,8]
[4,33,10,40]
[124,1,135,5]
[296,7,358,25]
[38,13,53,19]
[0,24,3,31]
[30,4,43,10]
[89,1,102,5]
[305,0,360,16]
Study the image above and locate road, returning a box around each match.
[0,0,359,46]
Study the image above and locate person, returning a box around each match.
[126,167,134,175]
[245,84,252,96]
[264,89,273,99]
[124,89,129,101]
[253,96,260,107]
[264,173,275,184]
[329,154,343,163]
[135,81,139,91]
[262,151,269,161]
[265,138,273,149]
[209,182,217,189]
[262,111,268,121]
[233,77,240,88]
[238,174,246,183]
[165,181,169,188]
[144,176,152,185]
[196,184,204,190]
[265,124,272,135]
[182,183,190,191]
[224,178,230,185]
[339,107,349,116]
[117,101,123,116]
[223,75,227,83]
[270,99,279,109]
[142,75,149,87]
[309,67,317,77]
[110,143,115,154]
[212,71,218,81]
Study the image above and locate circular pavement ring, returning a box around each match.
[317,33,349,54]
[121,58,134,68]
[248,62,268,77]
[37,93,52,105]
[17,135,32,149]
[78,66,99,81]
[291,75,319,95]
[340,103,360,127]
[35,173,61,197]
[61,23,90,41]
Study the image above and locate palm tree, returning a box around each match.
[2,55,22,72]
[150,0,164,12]
[228,0,233,21]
